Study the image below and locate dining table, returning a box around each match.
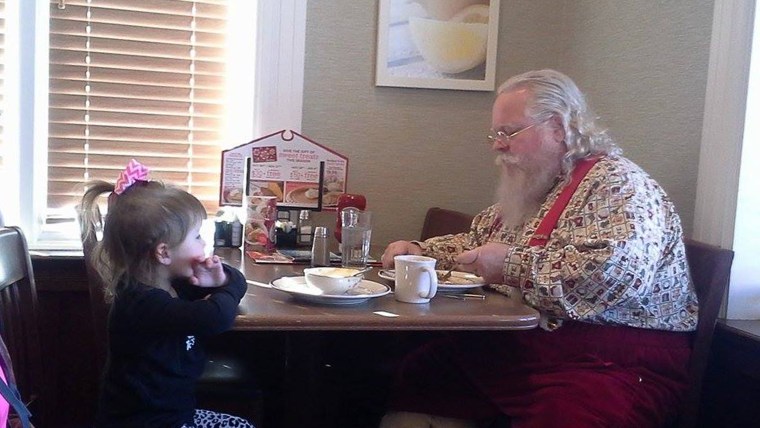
[213,246,540,428]
[214,247,540,331]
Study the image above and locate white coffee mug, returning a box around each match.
[394,255,438,303]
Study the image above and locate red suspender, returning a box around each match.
[528,157,601,247]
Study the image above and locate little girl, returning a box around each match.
[80,161,254,428]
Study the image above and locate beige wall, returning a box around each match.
[302,1,713,247]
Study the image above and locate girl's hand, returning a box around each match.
[190,255,228,287]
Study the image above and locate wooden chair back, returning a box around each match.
[0,226,45,424]
[420,207,474,241]
[678,238,734,427]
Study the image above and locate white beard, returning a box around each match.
[495,144,565,228]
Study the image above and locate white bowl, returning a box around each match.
[303,267,364,295]
[408,4,490,75]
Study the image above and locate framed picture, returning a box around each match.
[375,0,500,91]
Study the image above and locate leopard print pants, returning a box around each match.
[180,409,254,428]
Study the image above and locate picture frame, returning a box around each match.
[375,0,500,91]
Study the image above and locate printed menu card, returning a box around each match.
[219,129,349,210]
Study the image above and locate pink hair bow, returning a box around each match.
[114,159,150,195]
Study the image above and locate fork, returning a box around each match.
[440,265,456,281]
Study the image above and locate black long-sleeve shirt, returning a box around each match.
[95,264,247,427]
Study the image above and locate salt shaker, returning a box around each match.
[311,226,330,267]
[298,210,313,246]
[230,215,243,247]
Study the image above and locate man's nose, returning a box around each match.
[492,138,509,151]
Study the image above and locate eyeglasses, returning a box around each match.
[487,121,543,145]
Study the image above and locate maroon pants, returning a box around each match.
[387,322,692,428]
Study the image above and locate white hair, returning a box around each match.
[498,69,621,180]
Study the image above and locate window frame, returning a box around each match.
[6,0,306,249]
[695,0,758,319]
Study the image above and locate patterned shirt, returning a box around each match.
[419,156,698,332]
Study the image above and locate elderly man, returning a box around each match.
[379,69,697,428]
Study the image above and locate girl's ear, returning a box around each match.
[155,243,171,265]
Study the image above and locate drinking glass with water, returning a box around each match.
[340,207,372,268]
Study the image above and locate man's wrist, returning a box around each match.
[410,240,426,252]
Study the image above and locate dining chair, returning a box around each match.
[77,210,264,426]
[419,207,474,241]
[0,226,46,426]
[467,238,733,428]
[675,238,734,428]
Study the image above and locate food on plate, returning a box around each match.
[245,225,266,244]
[307,267,362,278]
[222,187,243,204]
[322,192,342,206]
[326,181,343,192]
[254,187,275,197]
[436,271,480,285]
[267,182,284,199]
[251,181,283,200]
[304,188,320,199]
[246,196,277,222]
[285,187,318,203]
[281,185,343,205]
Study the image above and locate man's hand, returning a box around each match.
[455,242,510,284]
[381,240,423,268]
[190,255,228,287]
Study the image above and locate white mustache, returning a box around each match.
[495,153,520,166]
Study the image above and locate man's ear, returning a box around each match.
[155,243,171,265]
[550,115,566,145]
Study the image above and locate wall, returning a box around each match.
[562,1,713,239]
[302,1,713,247]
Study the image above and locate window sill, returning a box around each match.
[29,218,219,255]
[29,249,84,259]
[30,223,82,252]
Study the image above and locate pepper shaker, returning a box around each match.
[311,226,330,267]
[214,219,230,247]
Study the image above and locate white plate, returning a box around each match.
[377,269,395,281]
[270,276,391,305]
[378,269,486,292]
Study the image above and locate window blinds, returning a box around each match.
[48,0,227,214]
